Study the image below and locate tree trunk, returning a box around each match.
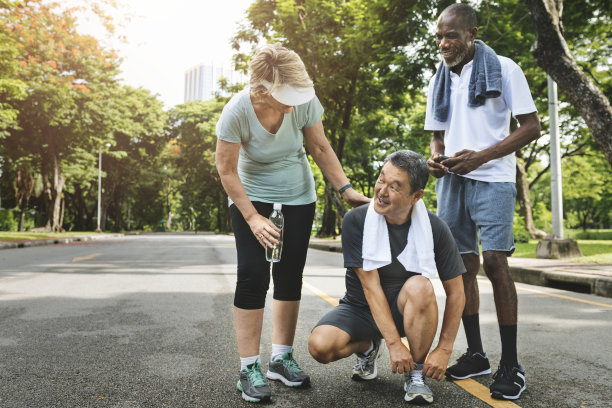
[59,197,65,231]
[318,73,358,236]
[18,200,27,232]
[525,0,612,166]
[515,155,538,237]
[16,168,34,232]
[317,181,338,237]
[49,152,65,232]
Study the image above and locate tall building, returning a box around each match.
[184,63,246,102]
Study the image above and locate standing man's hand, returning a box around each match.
[423,346,452,380]
[387,340,414,374]
[427,152,448,179]
[341,188,371,208]
[444,149,485,175]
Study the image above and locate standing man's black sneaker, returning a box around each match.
[445,349,491,380]
[490,362,526,400]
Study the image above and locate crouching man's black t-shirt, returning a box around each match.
[340,203,465,308]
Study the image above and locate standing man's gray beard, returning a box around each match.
[442,40,474,68]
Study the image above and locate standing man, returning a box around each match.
[309,150,466,405]
[425,3,540,401]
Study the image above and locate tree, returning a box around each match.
[2,0,121,231]
[100,86,167,232]
[525,0,612,166]
[166,99,228,232]
[0,0,26,138]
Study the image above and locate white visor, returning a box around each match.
[262,80,315,106]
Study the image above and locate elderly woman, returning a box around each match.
[216,43,369,403]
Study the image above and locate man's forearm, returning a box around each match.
[430,131,445,155]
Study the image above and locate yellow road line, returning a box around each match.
[303,279,520,408]
[72,253,103,262]
[480,278,612,309]
[302,281,339,307]
[517,284,612,308]
[453,379,520,407]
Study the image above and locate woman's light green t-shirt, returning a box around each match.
[216,88,324,206]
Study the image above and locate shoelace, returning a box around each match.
[246,362,267,387]
[282,353,302,372]
[492,364,514,384]
[409,371,425,387]
[456,349,473,363]
[353,356,368,373]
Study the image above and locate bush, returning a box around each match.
[0,209,18,231]
[513,215,531,243]
[566,229,612,240]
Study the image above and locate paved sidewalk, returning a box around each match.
[309,237,612,298]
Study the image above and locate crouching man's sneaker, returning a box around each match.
[490,362,526,400]
[266,350,310,387]
[352,339,383,381]
[237,361,271,403]
[445,348,491,380]
[404,364,433,404]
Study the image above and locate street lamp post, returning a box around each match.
[535,76,582,258]
[96,146,102,232]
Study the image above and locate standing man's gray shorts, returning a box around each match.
[435,173,516,255]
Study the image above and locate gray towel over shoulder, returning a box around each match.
[432,40,502,123]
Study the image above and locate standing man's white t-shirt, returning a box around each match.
[424,56,537,183]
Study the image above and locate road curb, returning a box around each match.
[0,234,124,250]
[508,266,612,298]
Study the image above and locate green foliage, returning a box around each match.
[567,229,612,240]
[513,214,531,243]
[166,99,228,232]
[0,208,17,231]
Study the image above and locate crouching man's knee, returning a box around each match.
[308,328,335,364]
[399,275,437,313]
[308,325,351,364]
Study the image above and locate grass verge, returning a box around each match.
[0,232,99,242]
[514,239,612,264]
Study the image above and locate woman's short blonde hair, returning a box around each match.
[249,43,313,97]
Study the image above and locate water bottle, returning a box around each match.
[266,203,284,262]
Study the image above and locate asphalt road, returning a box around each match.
[0,234,610,408]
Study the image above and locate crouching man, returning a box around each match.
[308,150,466,404]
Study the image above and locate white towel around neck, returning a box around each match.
[362,199,437,278]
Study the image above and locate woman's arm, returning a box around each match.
[215,138,279,247]
[303,120,370,207]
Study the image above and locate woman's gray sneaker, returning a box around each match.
[266,351,310,387]
[237,361,271,403]
[352,339,383,381]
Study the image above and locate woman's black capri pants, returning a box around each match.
[230,201,316,310]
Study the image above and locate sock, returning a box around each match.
[240,355,260,371]
[362,340,375,356]
[409,363,425,377]
[499,325,518,367]
[462,313,484,354]
[271,344,293,361]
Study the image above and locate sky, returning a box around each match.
[79,0,255,108]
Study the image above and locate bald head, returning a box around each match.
[440,3,478,31]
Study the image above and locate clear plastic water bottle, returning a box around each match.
[266,203,284,263]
